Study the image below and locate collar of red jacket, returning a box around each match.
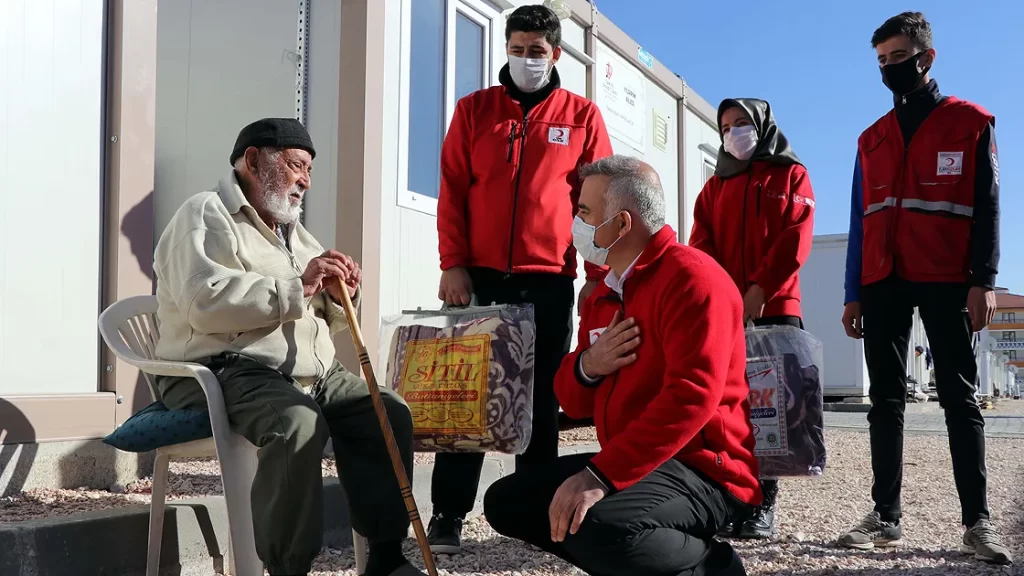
[592,224,677,297]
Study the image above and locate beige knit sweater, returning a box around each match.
[154,172,359,386]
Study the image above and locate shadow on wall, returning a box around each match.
[122,190,156,293]
[120,191,159,481]
[0,399,38,497]
[122,190,158,415]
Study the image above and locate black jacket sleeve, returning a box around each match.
[970,121,1000,289]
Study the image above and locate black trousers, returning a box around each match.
[431,267,575,517]
[484,453,746,576]
[861,275,989,525]
[750,316,803,506]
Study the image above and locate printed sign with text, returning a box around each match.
[746,357,789,456]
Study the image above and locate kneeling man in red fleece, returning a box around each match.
[484,155,761,576]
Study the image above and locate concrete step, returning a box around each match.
[0,444,600,576]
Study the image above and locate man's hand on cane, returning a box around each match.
[318,250,362,303]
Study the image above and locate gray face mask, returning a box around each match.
[572,214,622,266]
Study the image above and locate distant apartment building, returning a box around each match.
[990,289,1024,366]
[986,288,1024,395]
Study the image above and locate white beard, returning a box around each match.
[261,184,303,224]
[256,164,304,224]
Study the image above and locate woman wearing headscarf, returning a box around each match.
[689,98,816,540]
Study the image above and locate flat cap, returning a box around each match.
[229,117,316,166]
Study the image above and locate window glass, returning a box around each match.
[454,12,485,102]
[407,0,446,198]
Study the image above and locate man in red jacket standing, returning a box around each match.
[839,12,1010,565]
[484,156,759,576]
[431,4,612,553]
[690,97,815,539]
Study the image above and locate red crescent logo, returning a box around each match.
[945,157,955,166]
[605,62,613,79]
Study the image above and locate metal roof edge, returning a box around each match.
[682,84,717,128]
[585,5,685,97]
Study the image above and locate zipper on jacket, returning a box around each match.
[277,236,325,379]
[886,143,911,272]
[506,122,518,163]
[505,109,529,277]
[740,172,753,289]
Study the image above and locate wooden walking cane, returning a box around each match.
[336,280,439,576]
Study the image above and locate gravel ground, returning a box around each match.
[306,430,1024,576]
[0,430,590,524]
[3,428,1023,575]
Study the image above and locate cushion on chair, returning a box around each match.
[102,401,213,453]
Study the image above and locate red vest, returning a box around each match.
[858,97,993,285]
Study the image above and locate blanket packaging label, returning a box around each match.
[398,334,491,436]
[746,357,789,457]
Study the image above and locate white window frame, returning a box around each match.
[701,153,717,186]
[397,0,504,216]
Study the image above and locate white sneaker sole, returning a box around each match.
[429,544,463,555]
[960,544,1013,565]
[840,538,902,550]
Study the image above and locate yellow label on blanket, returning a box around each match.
[398,334,491,436]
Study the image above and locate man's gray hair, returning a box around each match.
[579,155,665,231]
[233,146,283,171]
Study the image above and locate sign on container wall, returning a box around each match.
[595,45,646,153]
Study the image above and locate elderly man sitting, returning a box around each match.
[154,118,424,576]
[483,156,761,576]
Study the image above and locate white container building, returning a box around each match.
[0,0,726,491]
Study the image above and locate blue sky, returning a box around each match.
[593,0,1021,293]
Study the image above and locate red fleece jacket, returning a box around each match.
[437,83,613,280]
[555,225,762,505]
[689,161,815,318]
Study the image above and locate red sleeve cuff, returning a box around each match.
[588,450,636,492]
[440,256,467,271]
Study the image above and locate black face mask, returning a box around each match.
[880,52,929,96]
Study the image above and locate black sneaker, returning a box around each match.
[427,513,463,554]
[737,504,776,540]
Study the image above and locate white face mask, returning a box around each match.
[723,124,758,161]
[508,55,552,93]
[572,214,622,266]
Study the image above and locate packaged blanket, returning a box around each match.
[745,326,826,478]
[380,304,536,454]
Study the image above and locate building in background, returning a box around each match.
[990,288,1024,366]
[985,288,1024,397]
[0,0,725,493]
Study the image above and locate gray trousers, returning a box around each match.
[158,352,414,575]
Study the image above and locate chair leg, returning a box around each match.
[147,452,170,576]
[353,530,369,574]
[218,435,262,576]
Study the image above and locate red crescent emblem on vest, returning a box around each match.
[945,157,955,166]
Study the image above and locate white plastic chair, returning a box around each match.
[98,295,369,576]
